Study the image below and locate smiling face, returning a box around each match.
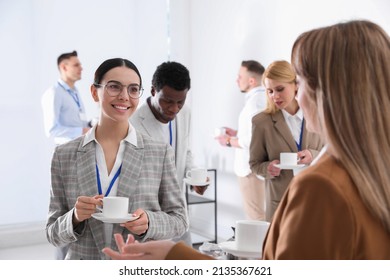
[92,66,141,124]
[264,78,298,115]
[149,85,188,123]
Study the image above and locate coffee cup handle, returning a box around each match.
[186,170,191,178]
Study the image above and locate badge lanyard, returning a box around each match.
[295,119,304,151]
[58,81,81,111]
[96,164,122,196]
[169,121,173,146]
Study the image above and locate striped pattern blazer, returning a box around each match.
[46,131,188,259]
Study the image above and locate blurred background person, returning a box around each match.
[215,60,267,221]
[249,60,323,222]
[41,50,92,146]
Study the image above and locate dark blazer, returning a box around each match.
[249,110,324,221]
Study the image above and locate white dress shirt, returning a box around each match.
[282,108,304,148]
[235,86,267,177]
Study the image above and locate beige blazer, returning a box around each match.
[250,110,324,221]
[46,132,188,259]
[263,153,390,259]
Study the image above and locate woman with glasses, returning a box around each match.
[46,58,188,260]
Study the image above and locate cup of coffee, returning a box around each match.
[186,168,207,183]
[235,220,270,252]
[280,152,298,165]
[214,127,226,137]
[102,196,129,218]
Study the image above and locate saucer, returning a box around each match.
[91,213,140,224]
[274,164,305,170]
[183,177,209,186]
[218,241,262,259]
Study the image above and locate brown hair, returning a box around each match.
[292,20,390,232]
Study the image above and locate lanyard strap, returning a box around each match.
[169,121,173,146]
[58,81,81,109]
[295,119,304,151]
[96,164,122,196]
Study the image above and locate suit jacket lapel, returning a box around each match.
[273,111,298,152]
[139,104,162,139]
[76,140,98,197]
[76,140,107,258]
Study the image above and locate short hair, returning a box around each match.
[93,58,142,88]
[241,60,265,76]
[152,61,191,92]
[57,51,78,66]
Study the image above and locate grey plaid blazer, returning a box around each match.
[46,132,188,260]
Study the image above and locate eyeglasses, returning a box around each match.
[94,81,144,99]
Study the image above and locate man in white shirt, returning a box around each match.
[215,60,267,220]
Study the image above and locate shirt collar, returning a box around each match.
[245,86,265,102]
[82,122,138,147]
[281,107,303,121]
[57,79,75,92]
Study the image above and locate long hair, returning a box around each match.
[263,60,296,114]
[291,20,390,232]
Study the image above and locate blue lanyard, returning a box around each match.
[96,164,122,196]
[169,121,173,146]
[295,119,304,151]
[58,81,81,109]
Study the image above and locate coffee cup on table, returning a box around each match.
[235,220,270,253]
[280,152,298,166]
[102,196,129,218]
[186,168,207,183]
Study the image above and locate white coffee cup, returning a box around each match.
[186,168,207,183]
[235,220,270,252]
[214,127,226,137]
[102,196,129,218]
[280,152,298,165]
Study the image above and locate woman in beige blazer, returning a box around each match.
[102,20,390,260]
[249,61,323,221]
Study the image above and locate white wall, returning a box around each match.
[0,0,389,249]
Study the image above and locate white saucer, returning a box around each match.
[183,178,209,186]
[91,213,140,224]
[274,164,305,170]
[219,241,262,259]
